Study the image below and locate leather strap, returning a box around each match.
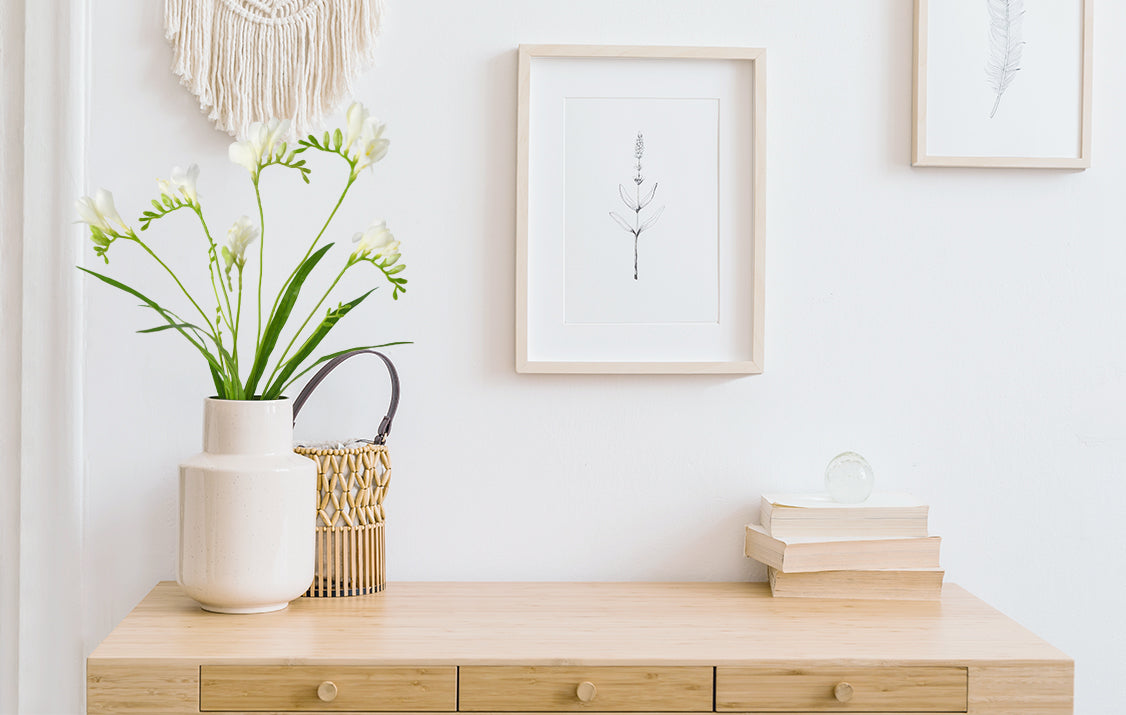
[292,350,400,445]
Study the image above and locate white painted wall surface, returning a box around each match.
[79,1,1125,713]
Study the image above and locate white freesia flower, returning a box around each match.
[172,164,200,203]
[261,118,291,157]
[75,189,129,234]
[228,118,292,175]
[228,140,259,174]
[157,164,201,204]
[351,220,399,261]
[343,102,367,151]
[222,215,259,276]
[354,117,389,171]
[340,102,389,172]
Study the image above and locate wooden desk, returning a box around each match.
[86,582,1072,714]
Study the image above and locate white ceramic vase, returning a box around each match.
[178,398,315,613]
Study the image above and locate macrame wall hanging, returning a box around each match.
[165,0,384,138]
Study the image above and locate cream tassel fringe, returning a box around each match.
[165,0,384,138]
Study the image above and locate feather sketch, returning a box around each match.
[609,131,665,280]
[986,0,1025,119]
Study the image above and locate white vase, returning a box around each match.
[178,398,315,613]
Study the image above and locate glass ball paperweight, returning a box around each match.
[824,451,874,503]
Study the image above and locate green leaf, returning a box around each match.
[137,322,198,334]
[78,267,227,378]
[242,243,335,398]
[260,289,377,399]
[212,335,238,375]
[208,363,226,397]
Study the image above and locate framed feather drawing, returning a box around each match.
[515,46,766,375]
[913,0,1092,168]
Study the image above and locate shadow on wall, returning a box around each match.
[481,49,520,382]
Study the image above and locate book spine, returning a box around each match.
[782,537,941,573]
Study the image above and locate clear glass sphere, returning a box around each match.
[824,451,874,504]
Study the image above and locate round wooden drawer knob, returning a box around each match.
[317,680,339,702]
[833,681,854,703]
[576,681,598,703]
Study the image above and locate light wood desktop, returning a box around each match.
[87,581,1072,714]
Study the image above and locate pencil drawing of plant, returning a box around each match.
[986,0,1025,118]
[609,131,664,280]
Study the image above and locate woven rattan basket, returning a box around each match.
[292,350,399,597]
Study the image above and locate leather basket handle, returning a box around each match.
[292,350,400,445]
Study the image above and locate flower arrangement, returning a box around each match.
[76,102,406,400]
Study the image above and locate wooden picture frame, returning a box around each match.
[516,45,766,374]
[913,0,1092,168]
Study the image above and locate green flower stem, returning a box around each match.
[254,177,266,349]
[262,262,351,388]
[302,173,355,264]
[234,268,244,387]
[192,207,236,334]
[255,169,355,392]
[129,233,218,339]
[266,171,356,327]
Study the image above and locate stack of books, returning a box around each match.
[745,492,944,600]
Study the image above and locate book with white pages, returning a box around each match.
[760,492,930,539]
[744,522,941,573]
[767,566,945,600]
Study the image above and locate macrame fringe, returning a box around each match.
[165,0,384,138]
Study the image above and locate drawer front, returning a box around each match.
[459,666,713,712]
[715,666,968,712]
[199,665,457,712]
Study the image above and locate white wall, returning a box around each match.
[81,1,1125,713]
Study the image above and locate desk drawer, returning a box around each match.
[459,666,713,711]
[715,666,968,712]
[199,665,457,712]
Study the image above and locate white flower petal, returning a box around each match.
[75,196,110,231]
[344,102,367,150]
[246,122,268,157]
[366,140,389,165]
[225,215,259,267]
[170,163,200,203]
[263,118,291,159]
[351,220,398,259]
[375,240,401,259]
[228,141,259,174]
[94,189,129,231]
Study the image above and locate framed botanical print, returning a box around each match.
[516,45,766,374]
[913,0,1092,168]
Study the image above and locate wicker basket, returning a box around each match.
[292,350,399,597]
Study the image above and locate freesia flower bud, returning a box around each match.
[350,220,399,261]
[76,189,129,234]
[223,215,259,277]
